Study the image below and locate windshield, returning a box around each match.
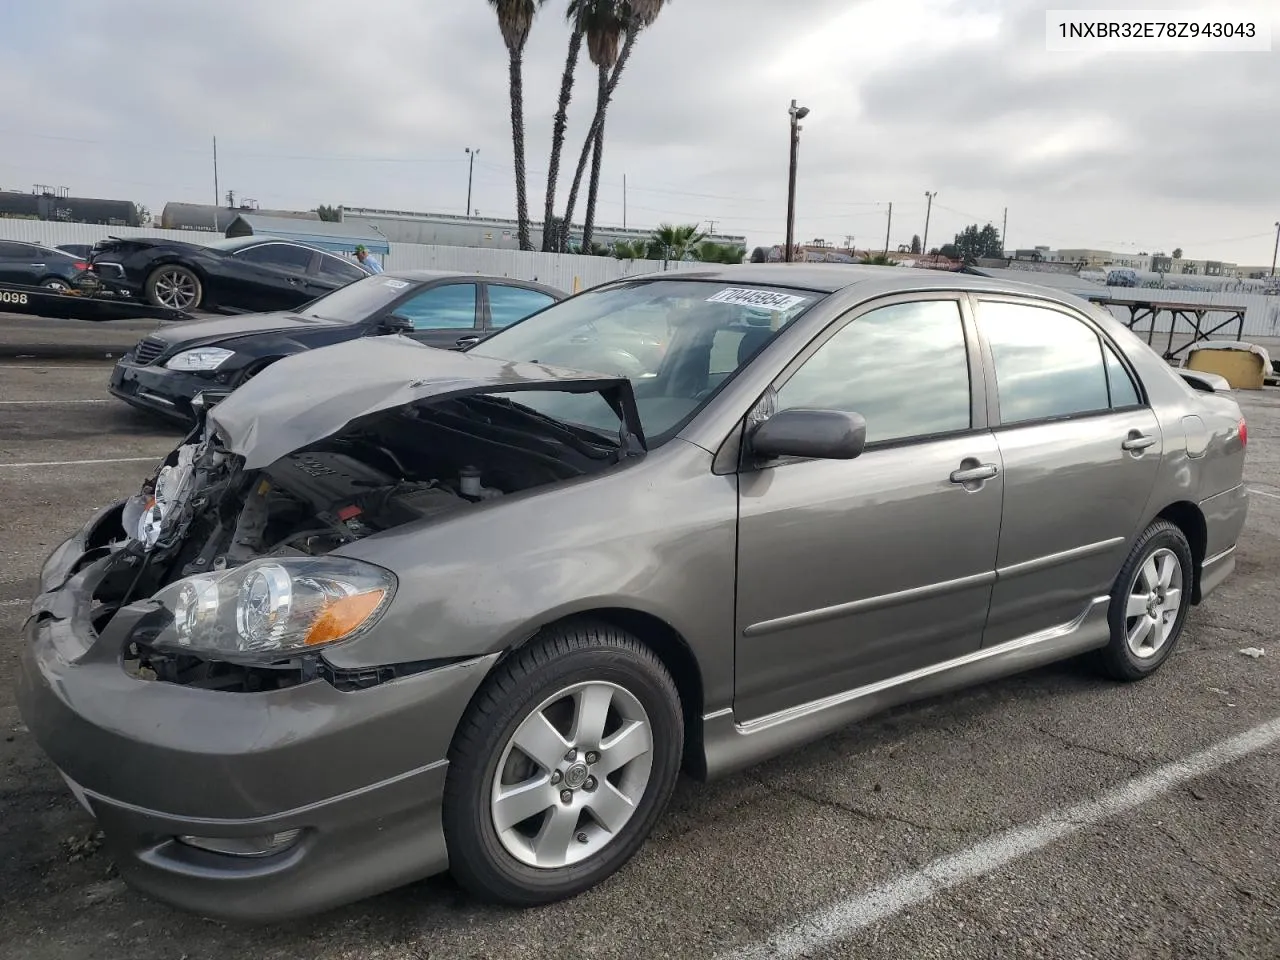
[296,274,422,322]
[472,278,824,445]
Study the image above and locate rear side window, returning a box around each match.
[236,243,314,272]
[317,255,365,282]
[1103,342,1142,407]
[977,301,1109,424]
[487,285,557,328]
[776,299,972,445]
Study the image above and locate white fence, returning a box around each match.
[4,219,1278,334]
[0,219,700,293]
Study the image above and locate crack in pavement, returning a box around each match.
[1030,724,1146,771]
[782,782,984,837]
[1153,821,1280,909]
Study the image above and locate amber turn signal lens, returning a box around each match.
[304,589,386,646]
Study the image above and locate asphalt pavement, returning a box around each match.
[1,360,1278,959]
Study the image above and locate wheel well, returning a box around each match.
[1156,501,1207,603]
[528,609,706,774]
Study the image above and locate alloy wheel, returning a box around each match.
[490,680,653,869]
[1124,547,1184,659]
[153,269,199,310]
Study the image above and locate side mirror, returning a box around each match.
[382,314,414,334]
[749,408,867,461]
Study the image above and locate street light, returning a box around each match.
[465,147,479,219]
[922,191,937,255]
[785,99,810,263]
[1272,221,1279,278]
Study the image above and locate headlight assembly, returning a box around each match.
[165,347,235,371]
[150,557,396,661]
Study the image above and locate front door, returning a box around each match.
[734,296,1003,722]
[389,282,480,349]
[972,297,1164,646]
[227,242,317,311]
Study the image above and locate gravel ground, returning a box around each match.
[1,359,1277,960]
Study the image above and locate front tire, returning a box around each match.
[443,621,683,906]
[145,264,202,311]
[1094,520,1193,681]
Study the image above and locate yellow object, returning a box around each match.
[1185,347,1266,390]
[573,276,582,293]
[305,589,386,646]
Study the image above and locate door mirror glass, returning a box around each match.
[750,408,867,461]
[382,314,414,334]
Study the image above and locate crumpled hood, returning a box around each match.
[207,335,641,468]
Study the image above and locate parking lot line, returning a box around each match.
[0,399,109,405]
[0,598,27,607]
[0,456,158,468]
[723,715,1280,960]
[1248,488,1280,501]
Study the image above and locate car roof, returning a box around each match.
[384,269,565,293]
[642,263,1104,306]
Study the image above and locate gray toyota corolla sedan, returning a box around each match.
[17,265,1248,921]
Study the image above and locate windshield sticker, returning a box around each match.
[706,288,808,311]
[383,279,409,289]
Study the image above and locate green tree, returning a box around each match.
[939,243,961,260]
[315,204,341,222]
[612,239,647,259]
[859,252,899,266]
[952,223,1002,263]
[1172,247,1183,259]
[488,0,545,251]
[648,222,705,263]
[910,234,922,254]
[694,241,746,264]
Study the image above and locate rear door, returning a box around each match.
[973,296,1162,646]
[0,242,43,285]
[481,283,559,333]
[387,282,480,348]
[226,242,317,310]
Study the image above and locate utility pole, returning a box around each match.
[464,147,478,218]
[707,220,718,235]
[212,136,219,230]
[1001,206,1008,256]
[922,191,936,254]
[884,202,893,255]
[623,174,627,229]
[1272,221,1280,278]
[785,99,810,263]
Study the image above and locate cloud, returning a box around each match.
[0,0,1276,263]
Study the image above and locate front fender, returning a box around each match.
[325,440,740,710]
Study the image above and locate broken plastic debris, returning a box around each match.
[1238,647,1265,659]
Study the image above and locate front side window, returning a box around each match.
[393,283,478,329]
[487,285,556,328]
[236,243,313,272]
[776,300,972,445]
[978,301,1109,424]
[473,279,824,445]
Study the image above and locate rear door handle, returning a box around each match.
[1122,434,1157,451]
[950,464,999,484]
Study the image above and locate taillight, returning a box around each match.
[1239,418,1248,448]
[74,261,88,271]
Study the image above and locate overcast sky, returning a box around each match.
[2,0,1277,263]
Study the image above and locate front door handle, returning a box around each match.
[950,463,999,484]
[456,336,481,348]
[1122,433,1157,451]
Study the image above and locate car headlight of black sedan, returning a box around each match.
[165,347,236,371]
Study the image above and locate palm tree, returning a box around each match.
[695,241,746,264]
[541,2,586,252]
[488,0,543,251]
[612,239,647,259]
[859,252,900,266]
[648,223,705,264]
[559,1,669,250]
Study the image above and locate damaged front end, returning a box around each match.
[76,340,648,694]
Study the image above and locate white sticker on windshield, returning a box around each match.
[706,288,808,310]
[383,279,409,289]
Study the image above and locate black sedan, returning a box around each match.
[88,235,373,313]
[109,269,565,425]
[0,240,89,290]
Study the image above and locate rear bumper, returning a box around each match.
[1198,483,1248,601]
[15,507,498,921]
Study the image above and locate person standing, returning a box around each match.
[354,245,383,274]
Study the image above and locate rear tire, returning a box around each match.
[145,264,202,311]
[40,277,72,291]
[443,620,683,906]
[1093,520,1193,681]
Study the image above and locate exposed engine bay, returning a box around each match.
[86,393,632,689]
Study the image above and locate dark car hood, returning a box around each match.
[149,311,352,349]
[207,335,644,468]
